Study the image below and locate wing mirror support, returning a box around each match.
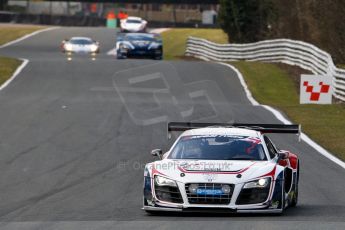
[151,149,163,159]
[277,150,289,161]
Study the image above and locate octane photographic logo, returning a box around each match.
[113,62,235,126]
[141,161,235,172]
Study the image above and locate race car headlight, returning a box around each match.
[119,42,134,50]
[90,44,98,52]
[243,177,271,189]
[154,175,177,187]
[64,43,73,51]
[120,44,130,49]
[139,23,146,29]
[148,42,160,49]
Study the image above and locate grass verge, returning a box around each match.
[337,64,345,69]
[161,28,228,60]
[0,25,45,46]
[0,25,45,87]
[0,57,22,86]
[231,61,345,160]
[161,28,345,160]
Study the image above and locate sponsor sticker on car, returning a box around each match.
[197,189,223,195]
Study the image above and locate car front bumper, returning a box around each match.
[123,48,162,57]
[143,176,285,214]
[142,205,283,214]
[65,50,98,55]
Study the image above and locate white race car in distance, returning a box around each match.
[61,37,100,55]
[143,122,301,214]
[120,16,147,33]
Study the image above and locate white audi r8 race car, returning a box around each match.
[143,122,300,214]
[120,16,147,33]
[61,37,100,55]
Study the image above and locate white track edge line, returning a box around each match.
[0,27,58,91]
[219,62,345,170]
[0,27,59,49]
[149,28,170,34]
[218,62,259,106]
[0,58,29,91]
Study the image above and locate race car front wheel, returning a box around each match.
[290,162,299,207]
[154,55,162,60]
[117,52,127,59]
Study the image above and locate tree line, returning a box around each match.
[218,0,276,43]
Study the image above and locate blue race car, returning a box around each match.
[116,33,163,60]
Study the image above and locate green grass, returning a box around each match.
[0,26,45,46]
[337,64,345,69]
[232,61,345,160]
[0,25,45,86]
[161,28,228,60]
[0,57,22,86]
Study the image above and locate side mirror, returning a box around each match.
[277,150,289,161]
[151,149,163,159]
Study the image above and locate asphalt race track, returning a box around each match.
[0,27,344,230]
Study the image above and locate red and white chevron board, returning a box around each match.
[300,74,332,104]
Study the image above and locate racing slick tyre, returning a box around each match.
[154,55,162,60]
[278,171,287,214]
[290,162,299,207]
[273,182,286,216]
[116,53,126,59]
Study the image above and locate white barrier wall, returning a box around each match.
[185,36,345,102]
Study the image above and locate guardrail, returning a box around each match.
[185,36,345,102]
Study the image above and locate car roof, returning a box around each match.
[70,37,92,40]
[126,16,142,21]
[125,33,154,37]
[180,127,261,138]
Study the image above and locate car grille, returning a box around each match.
[154,185,183,204]
[185,183,234,205]
[132,47,148,51]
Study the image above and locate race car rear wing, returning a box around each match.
[167,122,301,140]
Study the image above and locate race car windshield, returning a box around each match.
[168,135,267,160]
[69,39,93,45]
[126,19,142,24]
[126,35,154,41]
